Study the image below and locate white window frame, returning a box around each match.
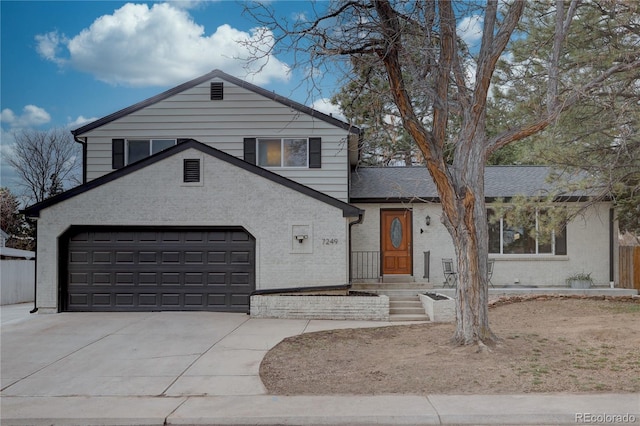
[256,138,309,168]
[125,139,176,165]
[489,209,560,256]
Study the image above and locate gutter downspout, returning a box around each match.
[348,211,365,284]
[29,218,38,314]
[73,135,87,184]
[610,208,615,284]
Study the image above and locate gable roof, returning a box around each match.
[350,166,591,202]
[72,69,360,136]
[22,139,363,218]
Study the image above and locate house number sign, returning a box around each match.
[322,238,339,245]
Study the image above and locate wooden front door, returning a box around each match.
[381,209,412,275]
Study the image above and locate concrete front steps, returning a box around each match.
[389,296,430,322]
[352,282,431,322]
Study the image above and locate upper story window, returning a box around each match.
[257,138,308,168]
[488,208,567,255]
[127,139,176,164]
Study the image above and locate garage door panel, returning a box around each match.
[93,273,112,285]
[115,294,135,306]
[161,294,180,306]
[230,294,250,306]
[69,273,88,284]
[185,273,205,285]
[69,251,89,264]
[116,273,134,285]
[161,273,180,285]
[93,252,112,263]
[64,228,255,312]
[231,273,250,285]
[184,294,204,306]
[92,293,111,306]
[139,294,158,306]
[185,252,205,264]
[139,273,158,285]
[138,252,157,263]
[69,293,89,306]
[161,252,181,263]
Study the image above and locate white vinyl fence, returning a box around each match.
[1,260,35,305]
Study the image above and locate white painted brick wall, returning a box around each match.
[353,202,615,287]
[419,293,455,322]
[35,148,355,312]
[251,294,390,321]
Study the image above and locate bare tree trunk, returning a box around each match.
[440,130,495,345]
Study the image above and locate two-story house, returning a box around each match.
[23,70,619,314]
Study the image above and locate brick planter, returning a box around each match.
[419,292,455,322]
[250,294,390,321]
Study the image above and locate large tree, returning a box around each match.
[491,1,640,235]
[245,0,640,345]
[7,127,81,204]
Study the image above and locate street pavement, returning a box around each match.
[1,303,639,425]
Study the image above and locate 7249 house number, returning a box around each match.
[322,238,339,245]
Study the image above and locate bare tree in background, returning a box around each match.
[0,187,34,250]
[244,0,640,346]
[7,128,81,204]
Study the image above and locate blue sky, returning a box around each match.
[0,0,347,194]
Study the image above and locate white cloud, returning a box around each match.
[0,129,18,190]
[36,2,290,88]
[457,15,484,49]
[0,105,51,128]
[310,98,345,121]
[68,115,97,129]
[35,31,67,65]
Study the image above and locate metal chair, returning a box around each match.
[442,258,457,288]
[487,258,495,288]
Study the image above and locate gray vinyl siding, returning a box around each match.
[80,78,351,201]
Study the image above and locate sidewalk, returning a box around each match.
[2,304,638,425]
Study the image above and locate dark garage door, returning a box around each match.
[63,227,255,312]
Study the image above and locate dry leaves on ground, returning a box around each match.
[260,296,640,395]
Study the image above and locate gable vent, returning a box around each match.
[210,82,224,100]
[183,159,201,183]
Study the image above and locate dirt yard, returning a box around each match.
[260,295,640,395]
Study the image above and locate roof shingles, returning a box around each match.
[350,166,568,201]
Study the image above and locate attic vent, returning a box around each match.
[210,82,223,100]
[183,159,201,183]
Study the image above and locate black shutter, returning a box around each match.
[177,138,191,144]
[112,139,125,169]
[244,138,256,164]
[183,159,200,183]
[309,137,321,168]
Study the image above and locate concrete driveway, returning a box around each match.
[2,303,639,426]
[1,304,389,399]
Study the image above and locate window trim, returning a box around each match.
[256,137,309,168]
[125,138,177,165]
[488,208,566,256]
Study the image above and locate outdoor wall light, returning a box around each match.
[425,215,431,226]
[295,234,308,244]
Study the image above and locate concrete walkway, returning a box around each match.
[2,303,639,425]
